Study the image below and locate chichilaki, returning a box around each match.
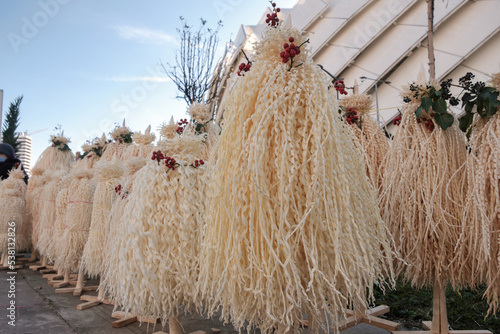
[198,24,395,333]
[379,80,471,289]
[111,129,208,324]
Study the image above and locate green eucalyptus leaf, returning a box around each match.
[464,101,474,114]
[432,99,447,114]
[477,98,484,117]
[415,106,422,119]
[459,113,474,133]
[434,112,454,131]
[421,97,432,112]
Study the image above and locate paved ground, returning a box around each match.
[0,257,404,334]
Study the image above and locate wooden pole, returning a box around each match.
[427,0,436,80]
[73,270,85,295]
[431,280,449,334]
[169,316,184,334]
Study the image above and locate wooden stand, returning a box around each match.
[338,304,400,331]
[111,311,159,328]
[76,279,112,310]
[152,316,207,334]
[59,270,97,295]
[0,252,25,270]
[393,280,491,334]
[29,256,48,270]
[28,251,38,262]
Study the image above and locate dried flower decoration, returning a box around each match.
[110,119,133,143]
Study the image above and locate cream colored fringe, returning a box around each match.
[54,168,96,273]
[110,157,207,325]
[0,169,28,252]
[25,167,46,250]
[80,161,123,277]
[197,26,395,334]
[100,142,129,162]
[340,94,389,190]
[28,169,47,249]
[36,171,65,258]
[461,112,500,313]
[34,146,74,172]
[101,157,148,299]
[47,174,73,262]
[379,91,469,290]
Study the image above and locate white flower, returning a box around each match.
[188,103,212,123]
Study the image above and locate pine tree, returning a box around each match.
[2,95,23,154]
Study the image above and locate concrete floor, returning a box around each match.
[0,261,401,334]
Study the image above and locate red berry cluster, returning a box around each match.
[151,150,165,163]
[164,157,177,170]
[266,2,281,27]
[237,62,251,76]
[334,80,348,95]
[345,108,359,125]
[416,116,435,132]
[392,114,402,126]
[114,184,128,199]
[191,159,205,168]
[280,37,301,64]
[177,118,189,134]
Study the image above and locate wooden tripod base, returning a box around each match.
[393,280,491,334]
[151,316,207,334]
[338,305,401,331]
[111,311,159,328]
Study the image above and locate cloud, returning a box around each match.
[113,25,176,45]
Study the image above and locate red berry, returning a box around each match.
[272,2,276,7]
[283,43,289,49]
[277,8,281,12]
[267,13,271,18]
[296,49,300,55]
[282,58,288,63]
[239,63,245,70]
[284,52,290,58]
[430,113,435,118]
[290,50,296,57]
[246,64,251,70]
[200,160,204,165]
[266,19,270,23]
[40,287,42,290]
[290,43,295,49]
[289,37,294,43]
[272,13,277,17]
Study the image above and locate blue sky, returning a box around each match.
[0,0,298,166]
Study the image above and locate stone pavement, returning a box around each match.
[0,262,403,334]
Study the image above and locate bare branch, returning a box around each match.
[162,17,227,108]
